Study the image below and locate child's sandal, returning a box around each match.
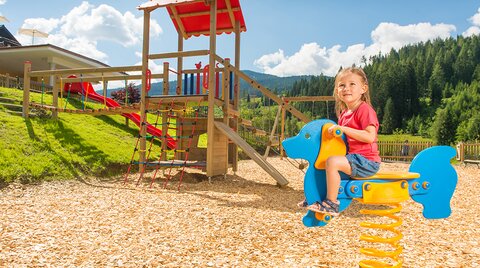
[307,199,340,216]
[297,199,308,208]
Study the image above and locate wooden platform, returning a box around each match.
[214,121,289,186]
[146,95,208,105]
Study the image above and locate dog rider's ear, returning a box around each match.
[314,123,347,169]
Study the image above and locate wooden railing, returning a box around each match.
[456,142,480,166]
[378,141,434,162]
[0,73,52,93]
[0,73,20,88]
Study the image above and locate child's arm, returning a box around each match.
[329,125,377,144]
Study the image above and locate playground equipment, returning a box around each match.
[282,119,458,267]
[22,0,316,187]
[62,77,177,149]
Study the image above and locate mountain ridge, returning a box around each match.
[107,70,318,97]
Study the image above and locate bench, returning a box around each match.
[464,159,480,168]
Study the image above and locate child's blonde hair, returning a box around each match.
[333,66,371,117]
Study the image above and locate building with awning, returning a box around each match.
[0,25,111,87]
[0,44,110,79]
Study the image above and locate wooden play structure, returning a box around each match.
[22,0,322,187]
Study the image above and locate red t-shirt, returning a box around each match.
[338,102,381,162]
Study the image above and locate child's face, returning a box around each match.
[336,72,366,109]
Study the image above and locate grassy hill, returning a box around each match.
[0,86,140,183]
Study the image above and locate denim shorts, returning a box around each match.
[346,154,380,178]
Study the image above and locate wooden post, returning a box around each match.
[456,142,464,162]
[52,75,58,119]
[177,32,183,95]
[5,73,9,88]
[206,0,218,177]
[139,10,151,170]
[102,78,107,103]
[161,62,170,161]
[22,61,31,118]
[223,59,231,171]
[231,20,241,172]
[163,62,170,95]
[264,104,282,159]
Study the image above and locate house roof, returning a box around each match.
[138,0,246,39]
[0,25,21,47]
[0,44,110,77]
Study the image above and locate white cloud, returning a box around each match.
[463,7,480,37]
[16,1,162,62]
[255,22,456,77]
[22,18,60,33]
[463,26,480,37]
[370,22,455,53]
[470,7,480,26]
[0,0,6,5]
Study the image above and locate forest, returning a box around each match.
[270,34,480,145]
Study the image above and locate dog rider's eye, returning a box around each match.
[305,133,311,139]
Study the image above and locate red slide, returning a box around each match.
[63,79,176,149]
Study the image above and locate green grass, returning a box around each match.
[0,85,431,183]
[0,87,147,183]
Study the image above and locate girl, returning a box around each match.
[307,67,381,216]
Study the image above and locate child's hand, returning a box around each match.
[328,125,343,137]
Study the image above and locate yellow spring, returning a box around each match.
[358,201,404,268]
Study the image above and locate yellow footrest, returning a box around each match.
[361,180,410,204]
[353,171,420,180]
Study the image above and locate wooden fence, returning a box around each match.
[378,141,434,162]
[456,142,480,166]
[1,73,52,93]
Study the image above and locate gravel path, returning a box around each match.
[1,159,479,267]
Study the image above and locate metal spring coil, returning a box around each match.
[358,201,404,268]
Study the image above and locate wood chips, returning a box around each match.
[1,159,479,267]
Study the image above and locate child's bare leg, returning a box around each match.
[325,156,351,202]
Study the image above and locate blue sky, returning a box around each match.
[1,0,480,85]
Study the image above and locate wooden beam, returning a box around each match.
[29,102,140,115]
[22,61,31,118]
[214,121,289,186]
[183,67,223,74]
[206,0,218,177]
[149,50,209,60]
[231,20,241,172]
[187,26,246,37]
[283,96,335,102]
[170,7,240,19]
[177,33,184,95]
[146,95,208,105]
[224,0,236,28]
[139,9,151,171]
[51,76,58,119]
[224,64,310,123]
[238,118,252,127]
[280,102,286,158]
[170,5,188,39]
[213,98,239,117]
[61,73,163,83]
[264,105,282,158]
[29,65,141,77]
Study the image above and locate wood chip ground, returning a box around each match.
[1,159,479,267]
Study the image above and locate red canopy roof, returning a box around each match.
[138,0,246,39]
